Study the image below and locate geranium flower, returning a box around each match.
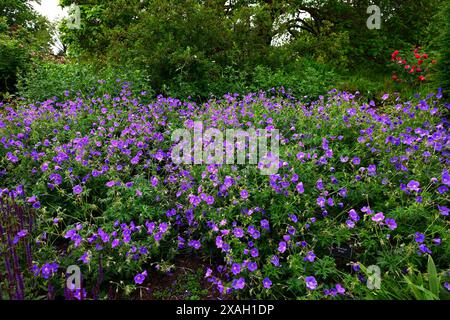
[296,182,305,193]
[371,212,385,222]
[304,251,316,262]
[278,241,287,253]
[134,270,147,285]
[73,185,83,195]
[407,180,420,192]
[263,278,272,289]
[385,218,397,230]
[438,206,449,216]
[232,278,245,290]
[247,262,258,272]
[415,232,425,243]
[305,276,318,290]
[231,263,241,275]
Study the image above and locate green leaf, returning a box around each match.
[427,255,440,297]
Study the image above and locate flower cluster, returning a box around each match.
[390,47,436,84]
[0,80,449,300]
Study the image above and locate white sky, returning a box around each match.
[30,0,68,22]
[30,0,68,54]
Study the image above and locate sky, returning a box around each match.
[30,0,68,53]
[30,0,68,22]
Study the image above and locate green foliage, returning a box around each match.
[251,59,338,100]
[433,2,450,96]
[17,62,153,101]
[0,27,27,95]
[0,1,51,98]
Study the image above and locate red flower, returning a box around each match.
[391,50,400,59]
[422,53,428,59]
[418,60,423,65]
[418,75,425,81]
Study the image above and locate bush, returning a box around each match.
[17,62,153,101]
[0,33,27,96]
[435,3,450,97]
[251,59,339,100]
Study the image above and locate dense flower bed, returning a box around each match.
[0,81,449,300]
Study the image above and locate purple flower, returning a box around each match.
[438,206,449,216]
[125,182,134,188]
[13,229,28,244]
[316,197,326,207]
[382,93,389,100]
[346,220,355,229]
[304,251,316,262]
[415,232,425,243]
[73,288,87,301]
[407,180,420,192]
[73,185,83,195]
[260,219,270,230]
[263,277,272,289]
[316,179,324,190]
[349,209,360,222]
[444,282,450,292]
[41,263,58,279]
[106,181,115,187]
[111,239,120,248]
[247,262,258,272]
[151,176,158,187]
[437,185,448,194]
[442,169,450,186]
[240,189,249,199]
[231,263,241,275]
[305,276,318,290]
[432,237,441,245]
[232,277,245,290]
[371,212,385,222]
[79,252,90,264]
[188,240,201,249]
[159,222,169,233]
[154,232,163,242]
[418,244,432,255]
[134,270,147,285]
[278,241,287,253]
[385,218,397,230]
[205,195,215,205]
[335,283,345,294]
[233,228,244,238]
[352,263,360,272]
[296,182,305,193]
[270,255,280,267]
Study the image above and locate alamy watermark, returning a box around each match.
[366,265,382,290]
[171,122,280,175]
[366,5,381,30]
[66,3,81,30]
[66,265,81,291]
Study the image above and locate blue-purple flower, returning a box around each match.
[305,276,318,290]
[134,270,147,285]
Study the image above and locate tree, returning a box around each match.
[0,0,51,98]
